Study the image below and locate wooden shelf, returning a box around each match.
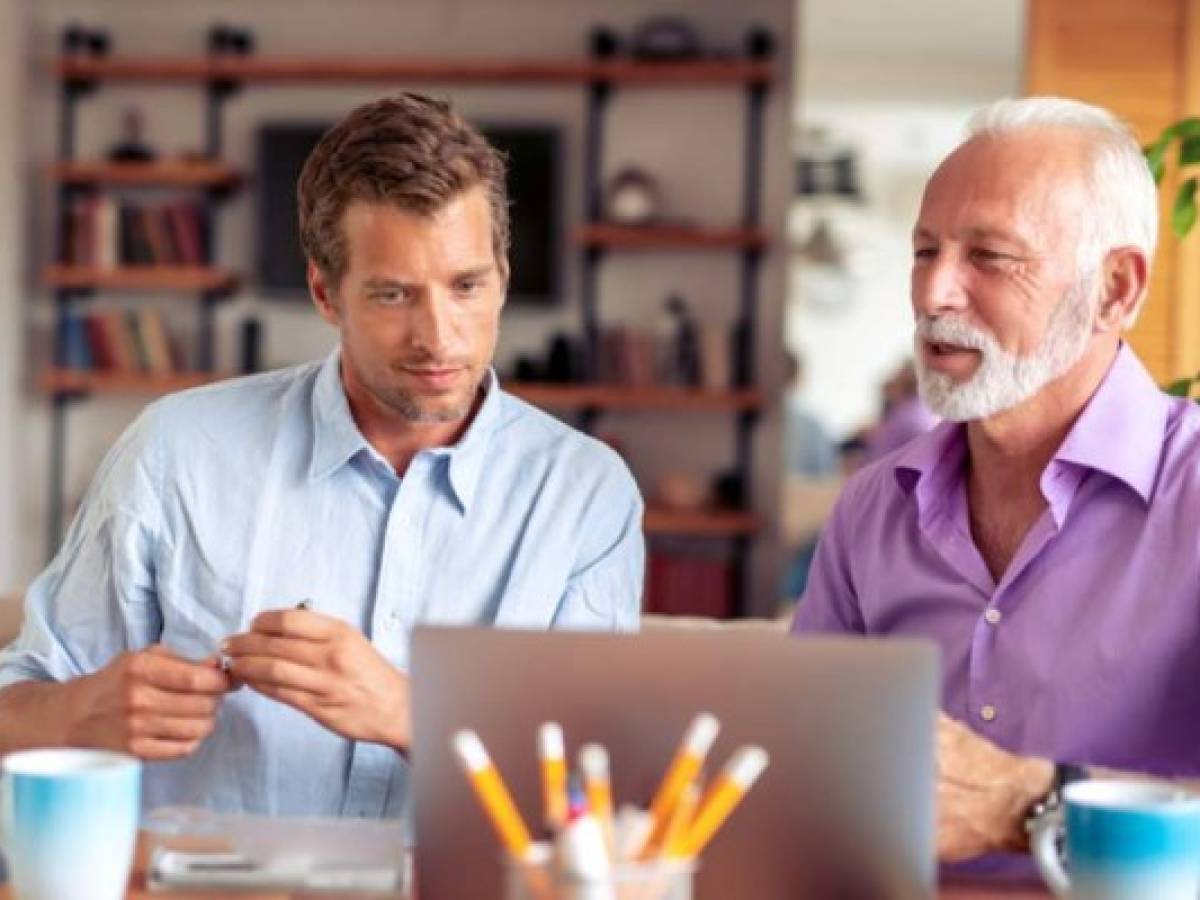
[43,265,239,293]
[508,382,762,413]
[576,223,769,250]
[57,56,772,86]
[644,506,760,537]
[50,160,242,188]
[39,368,228,396]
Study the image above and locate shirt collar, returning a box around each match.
[421,368,504,514]
[892,343,1170,509]
[1053,343,1169,504]
[308,350,504,513]
[309,348,370,482]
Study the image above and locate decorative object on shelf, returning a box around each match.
[545,332,585,383]
[698,324,731,390]
[654,471,710,511]
[794,126,860,199]
[107,108,156,163]
[744,25,775,60]
[603,166,663,226]
[207,23,254,57]
[62,24,109,58]
[630,17,703,61]
[588,26,622,60]
[239,317,261,375]
[661,293,702,387]
[712,470,745,510]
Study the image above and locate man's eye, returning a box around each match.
[372,290,404,303]
[971,248,1010,264]
[913,246,937,260]
[456,279,480,295]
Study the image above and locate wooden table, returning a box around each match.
[0,850,1058,899]
[0,836,1052,898]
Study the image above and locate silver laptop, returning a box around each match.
[411,626,938,899]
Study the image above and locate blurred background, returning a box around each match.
[0,0,1192,620]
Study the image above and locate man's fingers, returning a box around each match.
[128,736,203,762]
[250,609,336,640]
[244,681,322,718]
[228,656,327,695]
[129,714,215,743]
[128,684,221,718]
[132,652,231,695]
[222,633,326,668]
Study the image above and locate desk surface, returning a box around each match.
[0,838,1053,900]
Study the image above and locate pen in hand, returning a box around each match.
[219,598,315,672]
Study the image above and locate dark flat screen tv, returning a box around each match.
[256,121,562,305]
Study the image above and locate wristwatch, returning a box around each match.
[1023,762,1090,838]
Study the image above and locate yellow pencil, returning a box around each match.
[538,721,568,830]
[661,781,701,859]
[636,712,720,859]
[673,746,769,858]
[579,742,615,854]
[452,730,534,859]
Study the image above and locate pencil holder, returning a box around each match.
[504,843,696,900]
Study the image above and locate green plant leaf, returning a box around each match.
[1166,376,1195,397]
[1169,117,1200,140]
[1181,136,1200,165]
[1173,177,1198,237]
[1146,139,1169,184]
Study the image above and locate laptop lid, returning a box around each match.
[411,626,938,899]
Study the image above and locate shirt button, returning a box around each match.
[984,608,1002,625]
[980,704,997,722]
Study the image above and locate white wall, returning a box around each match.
[0,0,25,595]
[14,0,793,614]
[789,1,1023,439]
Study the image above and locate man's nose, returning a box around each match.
[912,253,969,319]
[410,293,455,356]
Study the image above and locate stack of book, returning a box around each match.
[597,325,732,389]
[645,550,733,618]
[62,196,208,267]
[55,307,181,374]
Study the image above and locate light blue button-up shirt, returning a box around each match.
[1,350,643,819]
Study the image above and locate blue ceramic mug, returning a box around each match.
[1031,779,1200,900]
[0,749,141,900]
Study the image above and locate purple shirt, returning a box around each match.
[864,395,939,464]
[793,345,1200,776]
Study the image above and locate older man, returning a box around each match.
[0,94,643,816]
[793,96,1200,864]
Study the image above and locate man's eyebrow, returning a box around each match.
[362,277,412,290]
[451,264,495,281]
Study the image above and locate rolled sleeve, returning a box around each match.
[0,409,165,688]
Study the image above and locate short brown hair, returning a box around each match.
[297,92,509,285]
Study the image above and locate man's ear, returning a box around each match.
[308,260,341,327]
[1096,246,1148,332]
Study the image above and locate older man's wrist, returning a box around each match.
[1005,757,1055,852]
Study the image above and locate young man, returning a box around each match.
[0,94,643,817]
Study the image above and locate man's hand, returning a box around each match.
[937,713,1054,862]
[64,644,231,761]
[223,609,411,751]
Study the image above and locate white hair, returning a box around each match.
[964,97,1158,322]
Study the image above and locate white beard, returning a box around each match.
[914,279,1096,422]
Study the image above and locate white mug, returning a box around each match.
[1,749,141,900]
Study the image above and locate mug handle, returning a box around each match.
[1030,806,1071,897]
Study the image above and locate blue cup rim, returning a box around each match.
[2,748,140,779]
[1064,779,1200,815]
